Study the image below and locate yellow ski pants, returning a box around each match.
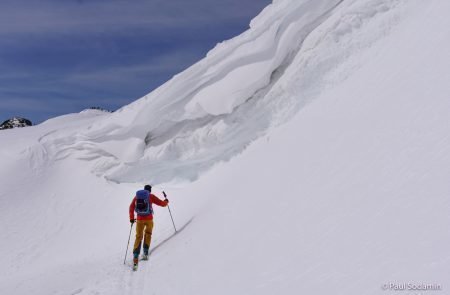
[133,219,154,258]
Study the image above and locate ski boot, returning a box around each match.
[132,258,139,271]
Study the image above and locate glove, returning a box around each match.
[165,199,169,204]
[130,219,136,224]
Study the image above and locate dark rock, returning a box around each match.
[0,117,33,130]
[88,107,113,113]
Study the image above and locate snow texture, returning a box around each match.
[1,0,450,294]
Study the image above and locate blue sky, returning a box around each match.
[0,0,271,124]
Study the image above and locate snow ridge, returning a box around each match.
[2,0,450,294]
[36,0,402,185]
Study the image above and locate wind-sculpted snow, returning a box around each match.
[36,0,402,184]
[3,0,450,294]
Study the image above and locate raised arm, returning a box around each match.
[150,194,169,207]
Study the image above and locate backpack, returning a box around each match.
[135,190,153,216]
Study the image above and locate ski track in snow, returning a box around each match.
[1,0,448,294]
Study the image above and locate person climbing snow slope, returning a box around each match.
[129,184,169,270]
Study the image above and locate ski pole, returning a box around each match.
[163,191,177,232]
[123,222,134,265]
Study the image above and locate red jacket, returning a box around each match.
[129,193,168,220]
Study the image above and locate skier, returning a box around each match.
[129,184,169,270]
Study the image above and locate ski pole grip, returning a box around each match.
[163,191,167,199]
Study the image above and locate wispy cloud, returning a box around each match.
[0,97,73,120]
[0,0,271,123]
[0,0,268,35]
[65,48,201,86]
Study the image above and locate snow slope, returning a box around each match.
[32,0,350,184]
[1,0,450,294]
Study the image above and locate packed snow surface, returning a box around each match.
[1,0,450,294]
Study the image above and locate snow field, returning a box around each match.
[1,0,450,294]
